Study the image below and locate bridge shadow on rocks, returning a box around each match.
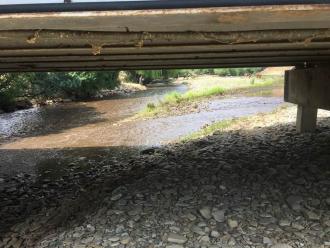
[1,119,330,247]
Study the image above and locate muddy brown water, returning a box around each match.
[0,84,283,178]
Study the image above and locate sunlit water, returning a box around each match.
[0,84,283,177]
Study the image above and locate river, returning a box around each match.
[0,84,283,178]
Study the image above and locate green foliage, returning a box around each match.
[0,71,119,112]
[163,91,183,104]
[0,73,31,111]
[182,119,239,142]
[0,67,264,112]
[59,71,120,99]
[127,68,263,83]
[163,86,225,105]
[181,86,225,101]
[146,102,156,110]
[140,86,225,117]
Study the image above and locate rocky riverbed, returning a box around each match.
[1,106,330,248]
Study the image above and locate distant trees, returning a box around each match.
[125,68,263,83]
[0,71,119,112]
[0,68,263,112]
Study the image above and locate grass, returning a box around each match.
[181,104,291,142]
[140,86,225,117]
[163,86,225,104]
[181,118,241,142]
[139,75,284,118]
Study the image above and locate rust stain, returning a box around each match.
[26,30,41,44]
[91,44,103,55]
[135,32,151,48]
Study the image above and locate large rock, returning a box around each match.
[199,207,212,219]
[286,195,303,211]
[271,244,293,248]
[167,233,187,244]
[212,209,225,223]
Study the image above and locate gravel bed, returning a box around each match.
[1,106,329,248]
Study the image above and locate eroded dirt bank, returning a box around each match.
[1,107,329,248]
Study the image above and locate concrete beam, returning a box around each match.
[285,67,330,132]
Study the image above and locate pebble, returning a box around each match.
[212,209,225,223]
[326,198,330,205]
[167,233,187,244]
[286,195,303,211]
[279,219,291,227]
[210,230,220,238]
[1,112,330,248]
[303,209,321,221]
[110,193,123,201]
[86,224,95,232]
[271,244,293,248]
[199,207,212,219]
[263,237,273,246]
[227,219,238,229]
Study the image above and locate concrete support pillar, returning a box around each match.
[296,105,318,133]
[285,67,330,133]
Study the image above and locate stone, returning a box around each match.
[263,237,273,246]
[286,195,303,211]
[140,148,156,155]
[309,198,321,207]
[199,235,210,243]
[120,236,130,245]
[186,213,197,221]
[210,230,220,238]
[326,198,330,205]
[81,237,94,244]
[279,219,291,227]
[3,106,330,248]
[167,233,187,244]
[227,219,238,229]
[108,236,120,242]
[111,193,123,201]
[212,209,225,223]
[86,224,95,232]
[271,244,293,248]
[292,222,305,230]
[303,209,321,221]
[228,237,236,246]
[169,226,180,232]
[192,226,205,236]
[199,207,212,219]
[72,232,83,238]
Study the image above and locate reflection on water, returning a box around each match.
[0,84,283,177]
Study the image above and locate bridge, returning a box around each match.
[1,0,330,132]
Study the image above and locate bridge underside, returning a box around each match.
[1,4,330,72]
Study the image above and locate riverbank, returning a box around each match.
[138,75,283,118]
[0,82,147,114]
[1,105,329,248]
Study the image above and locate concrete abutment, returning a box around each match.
[285,66,330,133]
